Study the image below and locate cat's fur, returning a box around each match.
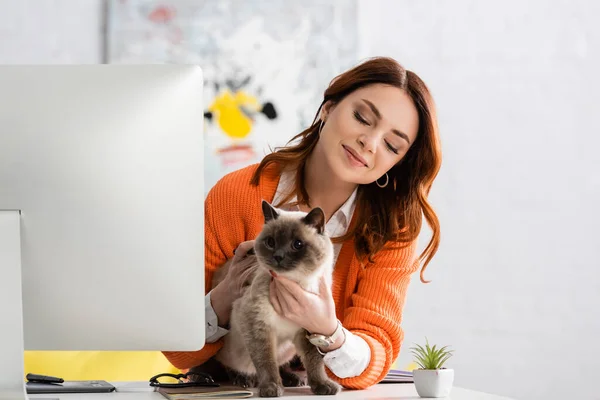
[208,200,341,397]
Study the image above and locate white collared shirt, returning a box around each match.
[271,168,358,263]
[204,169,371,378]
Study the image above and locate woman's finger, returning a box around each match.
[270,279,282,314]
[275,280,294,314]
[233,254,255,270]
[274,276,303,301]
[318,274,331,297]
[233,240,255,260]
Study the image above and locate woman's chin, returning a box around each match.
[337,166,370,185]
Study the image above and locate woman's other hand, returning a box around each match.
[269,274,343,351]
[211,240,256,327]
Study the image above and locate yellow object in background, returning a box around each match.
[23,351,179,381]
[207,89,261,139]
[393,358,418,372]
[404,361,418,371]
[24,352,415,382]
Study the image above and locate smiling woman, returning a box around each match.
[162,56,443,392]
[316,84,419,186]
[256,57,441,272]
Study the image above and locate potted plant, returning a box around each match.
[410,338,454,398]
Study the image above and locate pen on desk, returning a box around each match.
[26,373,64,384]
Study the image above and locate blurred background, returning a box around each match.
[1,1,598,399]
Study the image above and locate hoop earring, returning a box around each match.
[376,173,389,188]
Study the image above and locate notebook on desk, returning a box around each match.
[26,380,116,394]
[157,385,253,399]
[379,369,414,384]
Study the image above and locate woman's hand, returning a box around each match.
[269,274,343,350]
[222,240,257,299]
[211,240,256,327]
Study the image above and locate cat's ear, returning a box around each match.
[303,207,325,234]
[261,200,279,223]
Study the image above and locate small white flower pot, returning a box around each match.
[413,368,454,398]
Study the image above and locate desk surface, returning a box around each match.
[27,381,516,400]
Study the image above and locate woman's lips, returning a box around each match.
[343,145,368,167]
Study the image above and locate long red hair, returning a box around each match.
[251,57,442,283]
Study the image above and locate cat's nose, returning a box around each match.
[273,250,284,264]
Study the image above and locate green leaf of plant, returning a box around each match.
[412,343,426,355]
[410,339,453,369]
[432,347,445,366]
[413,353,427,365]
[426,351,436,369]
[438,353,453,368]
[412,353,427,366]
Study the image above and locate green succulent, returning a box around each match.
[410,338,453,370]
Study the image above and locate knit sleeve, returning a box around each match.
[161,178,232,370]
[327,240,419,390]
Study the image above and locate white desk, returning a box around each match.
[27,381,516,400]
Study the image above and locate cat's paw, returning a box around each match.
[258,382,284,397]
[280,370,305,387]
[310,379,341,396]
[232,373,257,388]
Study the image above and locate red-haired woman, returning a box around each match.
[163,56,442,392]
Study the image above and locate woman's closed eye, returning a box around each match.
[353,110,369,125]
[385,140,399,154]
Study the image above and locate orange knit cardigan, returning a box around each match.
[162,162,419,390]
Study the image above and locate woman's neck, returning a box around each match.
[302,148,357,222]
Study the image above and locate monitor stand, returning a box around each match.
[0,211,28,400]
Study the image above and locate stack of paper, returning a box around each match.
[379,369,414,384]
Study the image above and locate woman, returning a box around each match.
[163,56,442,390]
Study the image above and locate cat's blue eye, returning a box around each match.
[265,237,275,249]
[292,239,303,250]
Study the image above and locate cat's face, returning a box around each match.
[255,201,333,277]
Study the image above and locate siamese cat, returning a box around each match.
[205,200,341,397]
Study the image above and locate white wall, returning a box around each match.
[0,0,103,64]
[363,1,600,400]
[1,1,599,399]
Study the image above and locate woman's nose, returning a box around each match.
[357,133,377,153]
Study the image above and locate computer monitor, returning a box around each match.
[0,65,206,399]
